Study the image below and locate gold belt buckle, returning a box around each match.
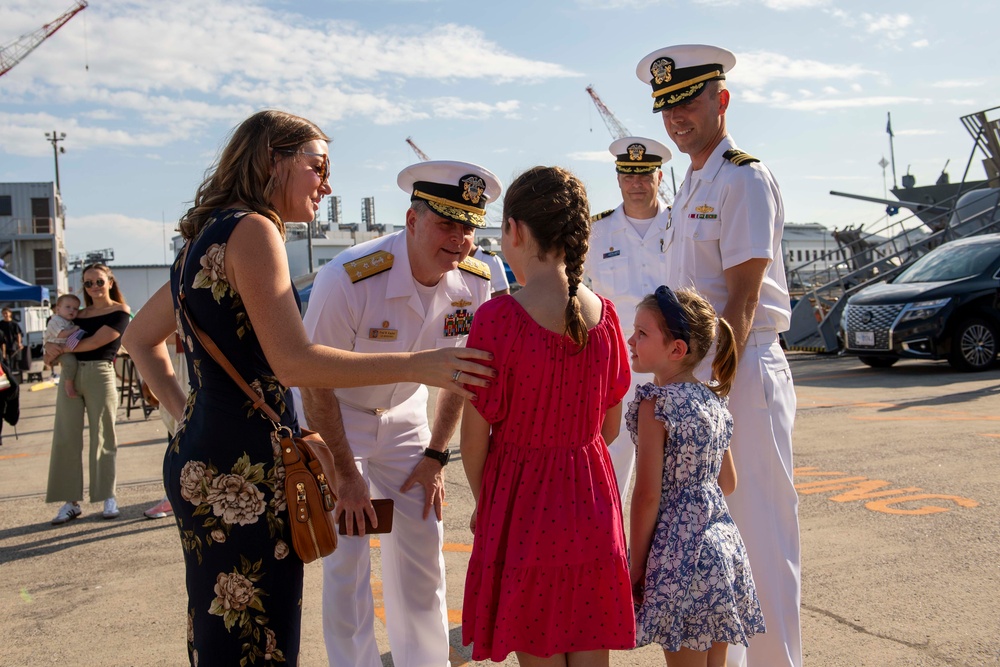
[373,408,388,416]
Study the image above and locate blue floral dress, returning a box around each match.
[165,209,301,666]
[626,382,765,652]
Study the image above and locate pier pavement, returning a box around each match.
[1,353,998,666]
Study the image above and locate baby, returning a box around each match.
[45,294,86,398]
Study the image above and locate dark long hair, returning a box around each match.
[178,110,329,241]
[503,166,591,352]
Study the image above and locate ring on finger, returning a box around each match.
[453,369,462,382]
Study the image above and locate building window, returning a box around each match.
[0,195,11,217]
[797,250,802,262]
[34,248,54,285]
[788,251,794,263]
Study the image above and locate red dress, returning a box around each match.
[462,295,635,661]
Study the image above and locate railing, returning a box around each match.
[783,188,1000,352]
[0,217,58,236]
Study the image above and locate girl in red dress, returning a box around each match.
[461,166,635,666]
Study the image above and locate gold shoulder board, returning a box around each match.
[479,248,497,257]
[343,250,394,283]
[459,256,491,280]
[590,209,615,222]
[722,149,760,167]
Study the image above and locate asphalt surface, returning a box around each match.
[1,352,998,666]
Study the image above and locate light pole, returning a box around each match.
[45,130,66,194]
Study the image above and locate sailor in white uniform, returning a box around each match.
[301,161,500,667]
[583,135,672,503]
[637,44,802,667]
[472,245,510,297]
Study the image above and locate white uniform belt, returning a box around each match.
[337,397,390,416]
[747,328,778,346]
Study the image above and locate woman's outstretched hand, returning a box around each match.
[413,347,495,399]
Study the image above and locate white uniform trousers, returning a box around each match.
[721,332,802,667]
[606,370,653,505]
[322,403,451,667]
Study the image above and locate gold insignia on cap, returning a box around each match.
[627,143,646,161]
[344,250,394,283]
[462,175,486,205]
[696,205,714,213]
[458,256,491,280]
[651,57,673,85]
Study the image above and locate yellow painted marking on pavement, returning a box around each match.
[794,467,977,515]
[981,433,1000,438]
[0,453,34,460]
[369,538,472,553]
[29,381,55,392]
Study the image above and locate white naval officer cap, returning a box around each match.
[609,136,672,174]
[636,44,737,113]
[397,160,503,229]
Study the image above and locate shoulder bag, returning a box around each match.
[176,243,339,563]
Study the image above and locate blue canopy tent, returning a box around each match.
[0,268,50,304]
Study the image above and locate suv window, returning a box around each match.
[896,242,1000,283]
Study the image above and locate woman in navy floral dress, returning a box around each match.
[626,286,765,666]
[123,110,496,666]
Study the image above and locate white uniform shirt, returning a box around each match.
[303,230,490,416]
[472,247,510,294]
[584,201,672,338]
[665,135,791,333]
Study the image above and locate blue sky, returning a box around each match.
[1,0,996,267]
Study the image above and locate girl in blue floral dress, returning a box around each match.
[123,110,495,666]
[626,286,765,666]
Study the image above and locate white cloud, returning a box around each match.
[825,9,918,44]
[760,0,827,9]
[735,51,877,89]
[567,150,614,162]
[0,0,576,155]
[767,95,930,112]
[932,80,982,89]
[895,129,943,136]
[912,39,929,48]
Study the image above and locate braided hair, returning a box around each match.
[503,166,591,352]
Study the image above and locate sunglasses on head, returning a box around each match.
[83,279,107,288]
[276,149,329,184]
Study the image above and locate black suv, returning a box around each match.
[841,233,1000,371]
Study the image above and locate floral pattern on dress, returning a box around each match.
[207,556,287,665]
[625,381,766,652]
[192,242,235,303]
[167,208,301,665]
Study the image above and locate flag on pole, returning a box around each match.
[886,112,894,138]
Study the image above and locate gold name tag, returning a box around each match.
[368,328,398,341]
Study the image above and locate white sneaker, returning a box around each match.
[102,498,120,519]
[51,502,82,525]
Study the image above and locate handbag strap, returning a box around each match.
[177,242,282,425]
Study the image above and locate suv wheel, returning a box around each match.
[859,355,898,368]
[948,317,998,372]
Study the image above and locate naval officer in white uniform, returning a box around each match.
[637,44,802,667]
[583,136,672,503]
[301,161,500,667]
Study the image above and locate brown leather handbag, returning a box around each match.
[177,244,339,563]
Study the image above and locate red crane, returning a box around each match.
[0,1,88,78]
[405,136,431,162]
[586,84,675,204]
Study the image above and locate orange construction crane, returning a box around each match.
[0,0,88,78]
[586,84,675,204]
[405,136,431,162]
